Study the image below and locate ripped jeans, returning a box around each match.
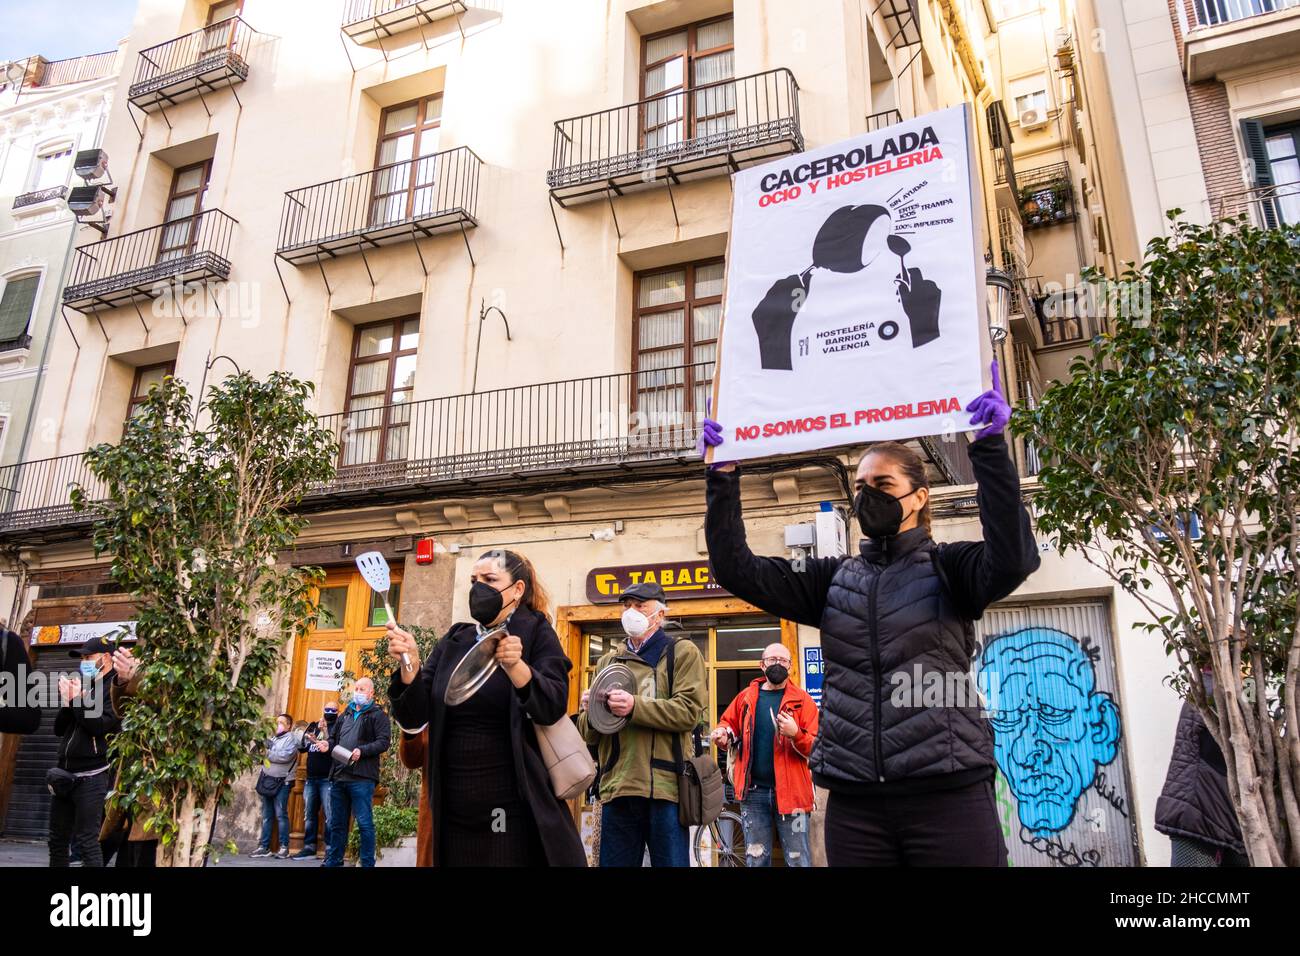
[739,783,812,867]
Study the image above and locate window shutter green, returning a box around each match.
[0,275,39,345]
[1240,119,1277,229]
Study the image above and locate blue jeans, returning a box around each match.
[325,779,376,867]
[599,797,690,867]
[739,783,812,867]
[258,777,292,852]
[302,778,332,851]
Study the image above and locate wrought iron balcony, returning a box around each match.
[342,0,468,45]
[1018,162,1076,229]
[1212,180,1299,229]
[987,101,1020,207]
[866,109,903,132]
[277,146,481,264]
[12,185,68,209]
[547,68,803,205]
[63,209,238,313]
[0,358,998,537]
[128,17,256,112]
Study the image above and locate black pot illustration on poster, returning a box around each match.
[751,203,944,370]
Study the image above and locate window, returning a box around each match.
[1264,124,1300,225]
[0,275,39,349]
[641,15,735,148]
[207,0,243,24]
[159,161,211,261]
[633,259,723,426]
[126,362,175,425]
[371,96,443,228]
[343,316,420,467]
[202,1,243,57]
[27,145,73,193]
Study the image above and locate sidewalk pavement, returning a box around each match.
[0,838,342,867]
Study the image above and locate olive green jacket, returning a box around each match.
[578,634,708,804]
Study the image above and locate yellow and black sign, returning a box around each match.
[585,561,730,604]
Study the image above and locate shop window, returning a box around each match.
[641,14,735,147]
[632,259,723,426]
[342,316,420,467]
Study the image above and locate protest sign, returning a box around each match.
[710,103,992,462]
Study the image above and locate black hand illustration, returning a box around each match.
[812,204,891,273]
[752,272,814,370]
[896,267,942,348]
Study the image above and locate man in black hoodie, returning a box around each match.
[292,701,338,860]
[49,636,122,867]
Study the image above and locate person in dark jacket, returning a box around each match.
[49,636,122,867]
[1155,671,1247,866]
[701,360,1040,865]
[324,679,390,867]
[0,627,41,735]
[386,549,586,867]
[292,702,337,860]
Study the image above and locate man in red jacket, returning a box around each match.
[711,643,818,866]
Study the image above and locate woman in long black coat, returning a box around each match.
[386,549,586,867]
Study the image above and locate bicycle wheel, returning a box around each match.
[692,810,746,867]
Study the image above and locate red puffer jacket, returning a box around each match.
[718,678,818,815]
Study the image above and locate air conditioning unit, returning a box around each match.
[1018,106,1048,130]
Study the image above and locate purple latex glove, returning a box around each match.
[966,358,1011,441]
[696,400,736,470]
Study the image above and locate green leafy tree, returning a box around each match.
[71,371,337,867]
[1021,214,1300,866]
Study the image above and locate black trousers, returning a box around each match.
[48,771,110,868]
[824,778,1009,866]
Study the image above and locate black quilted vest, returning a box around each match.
[810,526,996,786]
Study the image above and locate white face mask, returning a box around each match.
[621,607,651,639]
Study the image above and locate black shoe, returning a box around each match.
[291,848,316,860]
[250,847,273,859]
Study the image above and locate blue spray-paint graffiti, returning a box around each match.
[977,627,1121,837]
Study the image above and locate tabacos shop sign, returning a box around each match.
[586,562,730,604]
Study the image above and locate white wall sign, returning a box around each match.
[711,103,992,462]
[305,648,345,691]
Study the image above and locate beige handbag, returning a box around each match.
[533,716,597,800]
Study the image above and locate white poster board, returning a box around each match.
[305,648,345,692]
[711,103,991,462]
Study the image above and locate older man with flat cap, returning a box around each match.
[578,581,707,866]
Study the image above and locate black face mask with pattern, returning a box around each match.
[854,483,913,538]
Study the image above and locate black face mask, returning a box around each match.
[323,712,337,722]
[854,483,915,539]
[764,663,790,685]
[469,580,517,627]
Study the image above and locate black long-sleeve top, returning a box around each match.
[705,434,1040,625]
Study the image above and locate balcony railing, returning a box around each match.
[128,17,256,112]
[63,209,238,313]
[1212,180,1299,229]
[1192,0,1299,27]
[277,146,481,264]
[342,0,468,45]
[31,51,119,89]
[867,109,903,132]
[548,68,803,205]
[1017,161,1076,229]
[987,101,1020,203]
[12,185,68,209]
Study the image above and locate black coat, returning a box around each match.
[0,630,40,735]
[327,703,390,783]
[55,674,121,774]
[1155,701,1244,855]
[387,605,587,867]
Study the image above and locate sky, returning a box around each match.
[0,0,137,63]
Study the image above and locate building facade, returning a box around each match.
[0,0,1209,866]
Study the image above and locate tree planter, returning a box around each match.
[375,835,418,867]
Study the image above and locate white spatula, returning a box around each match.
[355,551,408,668]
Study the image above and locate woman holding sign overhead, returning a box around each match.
[385,549,586,867]
[701,362,1039,866]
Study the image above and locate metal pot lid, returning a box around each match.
[444,630,504,707]
[587,663,637,735]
